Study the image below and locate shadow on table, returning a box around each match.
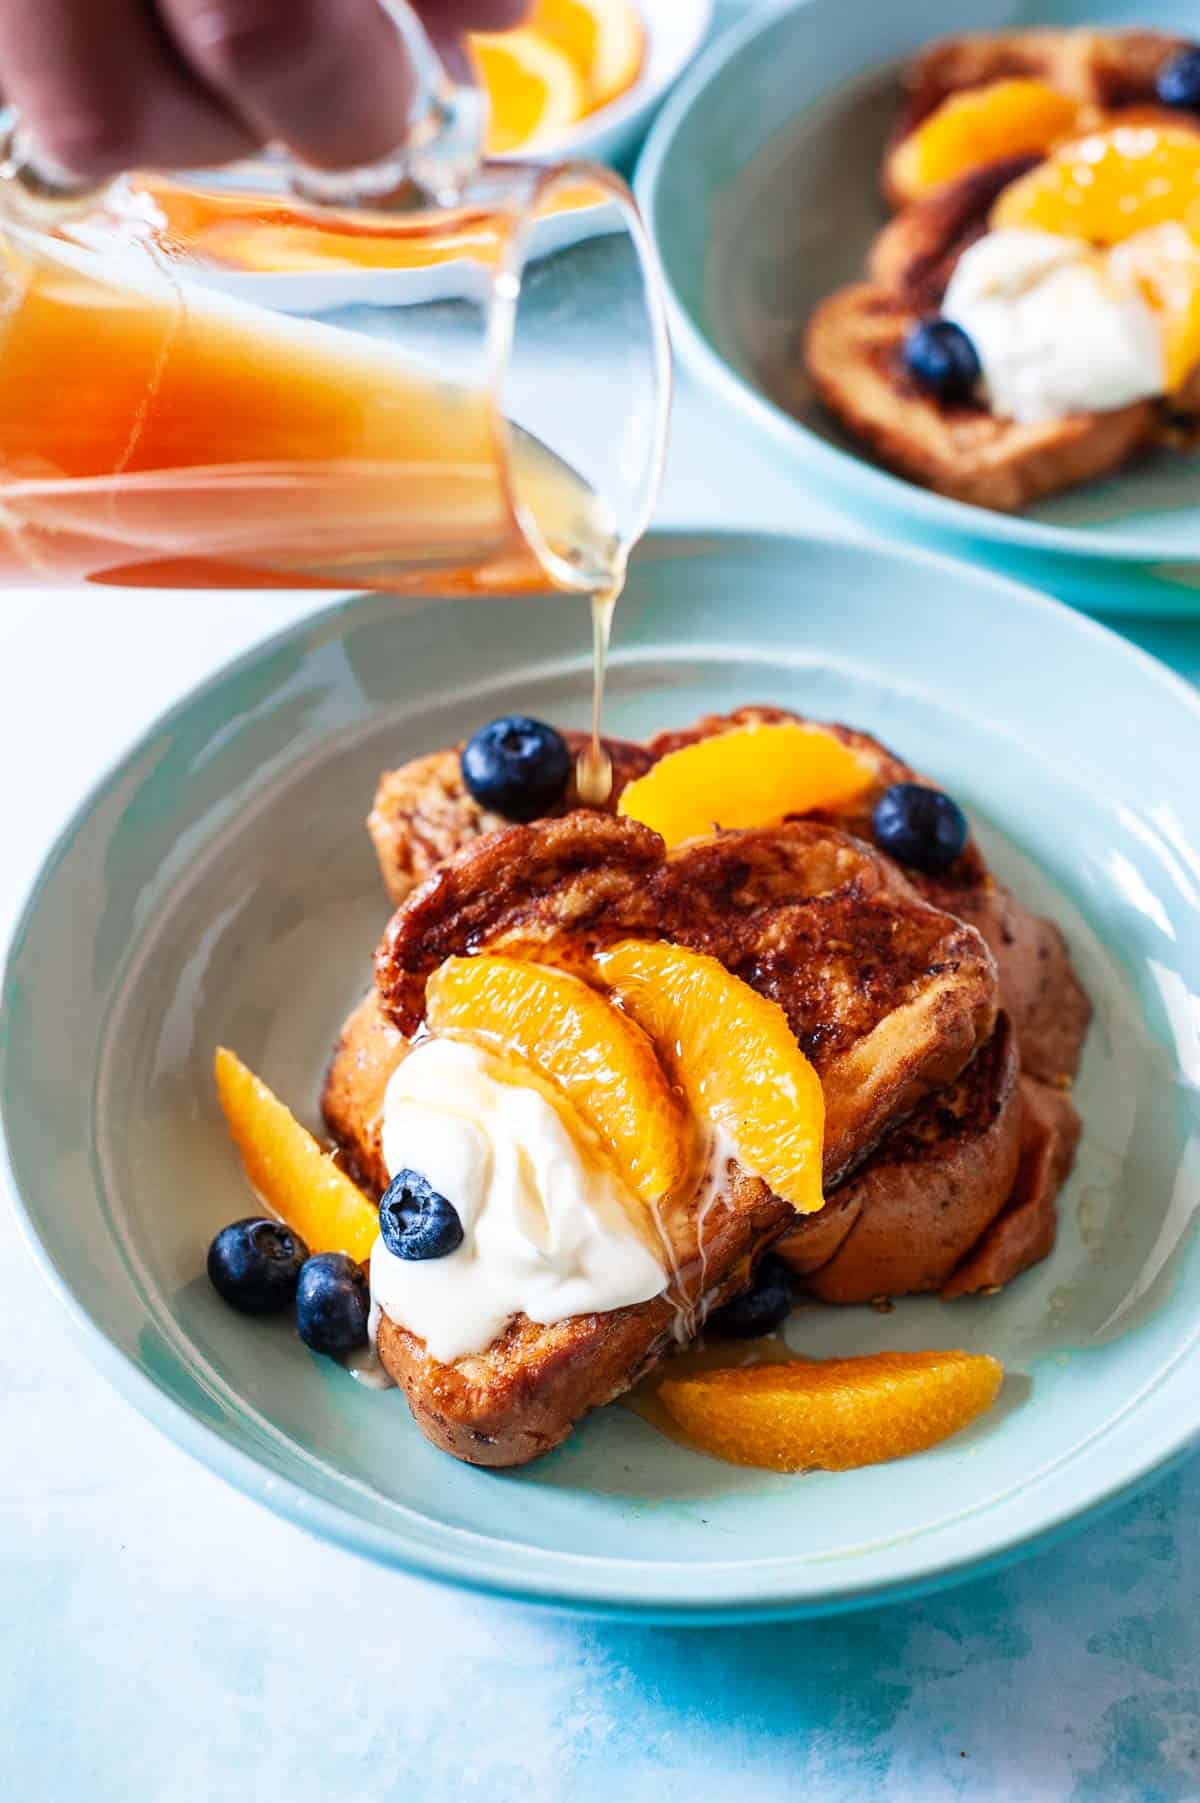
[530,1453,1200,1803]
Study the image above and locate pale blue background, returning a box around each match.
[4,3,1200,1797]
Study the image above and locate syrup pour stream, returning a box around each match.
[577,587,618,805]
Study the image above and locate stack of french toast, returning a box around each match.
[806,26,1200,509]
[320,708,1089,1466]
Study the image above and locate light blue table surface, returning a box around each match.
[4,6,1200,1798]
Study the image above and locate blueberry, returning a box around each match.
[1157,46,1200,111]
[207,1216,308,1316]
[379,1169,464,1261]
[903,318,981,404]
[873,782,969,874]
[708,1256,795,1340]
[461,715,571,821]
[295,1253,370,1353]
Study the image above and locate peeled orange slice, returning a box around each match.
[1112,221,1200,390]
[658,1351,1004,1471]
[992,122,1200,243]
[474,29,587,154]
[592,941,824,1213]
[425,954,693,1206]
[890,79,1081,203]
[617,721,874,849]
[531,0,645,111]
[215,1047,379,1263]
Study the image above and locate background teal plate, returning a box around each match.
[636,0,1200,615]
[4,530,1200,1621]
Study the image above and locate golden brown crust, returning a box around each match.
[923,881,1091,1086]
[869,156,1040,308]
[368,732,654,906]
[781,1015,1022,1301]
[942,1074,1081,1296]
[320,989,407,1195]
[804,283,1157,512]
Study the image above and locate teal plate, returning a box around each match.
[3,530,1200,1621]
[637,0,1200,614]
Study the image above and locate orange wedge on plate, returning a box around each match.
[215,1047,379,1263]
[658,1351,1004,1471]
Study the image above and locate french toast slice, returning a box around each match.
[322,988,404,1195]
[804,282,1158,512]
[812,28,1200,507]
[942,1073,1082,1297]
[366,707,1091,1083]
[324,992,1037,1309]
[368,730,652,905]
[328,710,1085,1460]
[373,1154,787,1467]
[884,28,1187,207]
[375,812,999,1178]
[360,812,998,1463]
[779,1012,1021,1300]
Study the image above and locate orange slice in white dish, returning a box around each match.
[473,29,588,154]
[530,0,646,111]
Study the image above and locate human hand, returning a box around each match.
[0,0,529,180]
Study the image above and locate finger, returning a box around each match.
[415,1,534,91]
[420,0,532,27]
[0,0,255,179]
[157,0,423,170]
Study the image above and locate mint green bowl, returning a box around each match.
[636,0,1200,614]
[4,530,1200,1620]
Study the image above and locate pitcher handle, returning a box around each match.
[0,0,487,220]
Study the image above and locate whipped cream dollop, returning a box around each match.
[369,1038,667,1364]
[941,228,1165,423]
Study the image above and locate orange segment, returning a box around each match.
[425,954,692,1207]
[531,0,646,111]
[592,941,824,1213]
[617,721,874,849]
[1112,222,1200,389]
[658,1351,1004,1471]
[473,29,587,154]
[214,1047,379,1263]
[992,123,1200,243]
[891,79,1081,203]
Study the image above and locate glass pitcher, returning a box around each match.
[0,0,670,596]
